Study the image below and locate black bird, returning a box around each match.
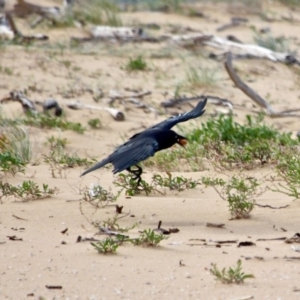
[81,98,207,185]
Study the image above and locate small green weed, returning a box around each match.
[210,259,254,284]
[43,150,96,178]
[206,175,265,219]
[91,237,119,254]
[126,56,147,72]
[133,229,168,247]
[23,113,85,134]
[0,151,25,175]
[273,151,300,199]
[82,184,120,208]
[46,136,69,149]
[88,118,102,129]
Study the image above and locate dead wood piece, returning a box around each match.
[172,33,296,63]
[238,241,256,247]
[90,26,143,39]
[217,17,248,32]
[7,235,23,241]
[45,285,62,290]
[66,100,125,121]
[285,233,300,244]
[213,240,238,244]
[284,256,300,261]
[3,90,37,113]
[161,94,233,111]
[12,214,28,221]
[255,204,289,209]
[206,222,225,228]
[257,237,286,241]
[225,52,300,118]
[98,227,129,238]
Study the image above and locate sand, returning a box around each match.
[1,1,300,299]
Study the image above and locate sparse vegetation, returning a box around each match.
[132,229,168,247]
[22,113,85,134]
[0,180,58,203]
[202,175,265,219]
[125,56,148,72]
[82,184,120,208]
[210,260,254,284]
[254,32,289,52]
[46,136,69,149]
[88,118,102,129]
[43,150,96,178]
[273,151,300,199]
[114,172,199,196]
[186,67,217,89]
[91,237,119,254]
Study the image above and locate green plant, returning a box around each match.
[22,112,85,134]
[46,136,68,149]
[0,180,58,202]
[126,56,147,71]
[273,151,300,199]
[152,172,199,191]
[82,184,120,208]
[43,150,96,178]
[91,237,119,254]
[0,121,32,166]
[132,229,168,247]
[0,151,25,175]
[114,172,154,196]
[114,172,199,196]
[210,175,265,219]
[88,118,102,129]
[187,114,298,169]
[210,260,254,284]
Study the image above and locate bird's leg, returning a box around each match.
[126,165,143,187]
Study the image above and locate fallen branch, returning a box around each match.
[255,204,289,209]
[225,52,300,118]
[161,94,233,111]
[66,100,125,121]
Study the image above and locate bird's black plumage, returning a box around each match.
[81,98,207,184]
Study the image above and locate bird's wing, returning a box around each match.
[80,157,110,176]
[110,137,158,173]
[148,98,207,131]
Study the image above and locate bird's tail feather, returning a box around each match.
[80,158,110,177]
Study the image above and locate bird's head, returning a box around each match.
[176,134,188,147]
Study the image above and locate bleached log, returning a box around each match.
[90,26,142,39]
[172,33,293,63]
[66,100,125,121]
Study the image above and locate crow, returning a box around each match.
[81,98,207,185]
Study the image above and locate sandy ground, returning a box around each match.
[1,1,300,299]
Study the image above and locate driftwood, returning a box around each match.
[1,91,63,116]
[108,90,157,115]
[172,33,299,64]
[72,26,164,43]
[161,94,233,112]
[1,90,37,113]
[66,100,125,121]
[225,52,300,118]
[13,0,74,28]
[0,12,48,41]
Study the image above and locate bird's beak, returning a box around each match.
[178,138,188,147]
